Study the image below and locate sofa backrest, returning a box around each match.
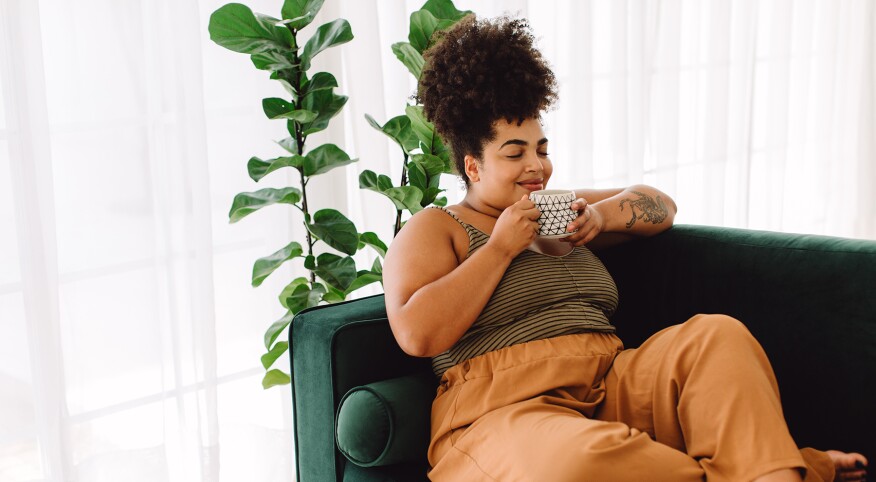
[596,224,876,460]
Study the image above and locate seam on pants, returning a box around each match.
[447,381,465,445]
[451,445,499,481]
[736,456,809,482]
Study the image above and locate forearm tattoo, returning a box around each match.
[618,191,668,229]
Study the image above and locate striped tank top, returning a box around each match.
[431,207,619,378]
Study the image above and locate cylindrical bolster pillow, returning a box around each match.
[335,372,436,467]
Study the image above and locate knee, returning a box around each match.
[683,314,756,347]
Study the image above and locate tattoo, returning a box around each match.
[618,191,668,229]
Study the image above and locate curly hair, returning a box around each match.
[417,15,558,187]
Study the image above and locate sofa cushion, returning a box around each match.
[335,372,435,467]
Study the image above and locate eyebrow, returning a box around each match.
[499,138,549,148]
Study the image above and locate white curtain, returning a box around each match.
[1,0,873,481]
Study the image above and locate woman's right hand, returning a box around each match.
[487,195,541,259]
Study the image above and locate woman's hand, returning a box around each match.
[562,198,605,247]
[487,195,541,259]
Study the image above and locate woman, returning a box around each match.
[382,15,867,482]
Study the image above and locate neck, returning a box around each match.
[460,191,505,218]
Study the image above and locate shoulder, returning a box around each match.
[402,206,463,236]
[383,207,469,306]
[387,206,470,262]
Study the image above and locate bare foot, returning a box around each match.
[827,450,868,482]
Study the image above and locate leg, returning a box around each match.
[594,314,836,482]
[428,333,705,481]
[429,395,704,482]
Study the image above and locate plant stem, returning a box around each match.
[288,26,316,285]
[394,153,409,236]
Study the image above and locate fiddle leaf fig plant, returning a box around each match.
[361,0,470,235]
[210,1,384,389]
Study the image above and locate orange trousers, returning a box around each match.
[428,314,835,481]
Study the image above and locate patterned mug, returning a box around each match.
[530,189,578,238]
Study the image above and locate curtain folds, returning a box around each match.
[0,0,873,480]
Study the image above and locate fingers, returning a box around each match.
[567,198,590,232]
[513,197,541,220]
[564,223,600,247]
[839,454,868,482]
[829,450,868,482]
[570,197,588,211]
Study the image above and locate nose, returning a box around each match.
[525,152,544,173]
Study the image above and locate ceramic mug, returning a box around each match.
[530,189,578,237]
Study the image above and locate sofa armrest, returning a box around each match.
[291,294,433,482]
[336,372,435,468]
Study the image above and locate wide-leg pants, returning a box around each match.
[427,314,835,481]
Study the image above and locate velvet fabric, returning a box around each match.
[336,373,434,467]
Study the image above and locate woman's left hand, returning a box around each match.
[562,198,605,246]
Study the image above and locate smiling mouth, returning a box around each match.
[517,180,544,191]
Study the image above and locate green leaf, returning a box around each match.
[285,282,326,314]
[302,72,338,98]
[276,78,297,98]
[409,10,440,54]
[276,137,300,155]
[303,144,357,177]
[428,170,442,189]
[300,89,348,136]
[248,155,305,182]
[262,369,291,388]
[358,232,388,257]
[360,171,423,212]
[410,153,446,178]
[385,186,424,214]
[307,209,359,255]
[322,284,346,303]
[252,242,303,287]
[408,161,428,191]
[287,110,318,122]
[364,114,419,154]
[262,98,292,118]
[209,4,294,55]
[421,186,445,206]
[262,98,317,122]
[345,271,382,295]
[300,19,354,71]
[359,170,394,193]
[391,42,424,79]
[314,253,357,291]
[250,50,297,71]
[281,0,325,29]
[264,310,295,348]
[260,341,288,369]
[433,196,448,207]
[229,187,301,223]
[406,105,436,152]
[421,0,472,21]
[371,257,383,275]
[278,277,309,309]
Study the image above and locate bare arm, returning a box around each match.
[384,198,540,357]
[567,185,678,248]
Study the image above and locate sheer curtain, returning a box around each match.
[1,0,873,481]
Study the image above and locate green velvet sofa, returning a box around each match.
[290,224,876,481]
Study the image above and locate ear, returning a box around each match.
[463,155,480,183]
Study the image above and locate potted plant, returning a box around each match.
[209,1,384,388]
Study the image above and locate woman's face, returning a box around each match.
[465,117,553,211]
